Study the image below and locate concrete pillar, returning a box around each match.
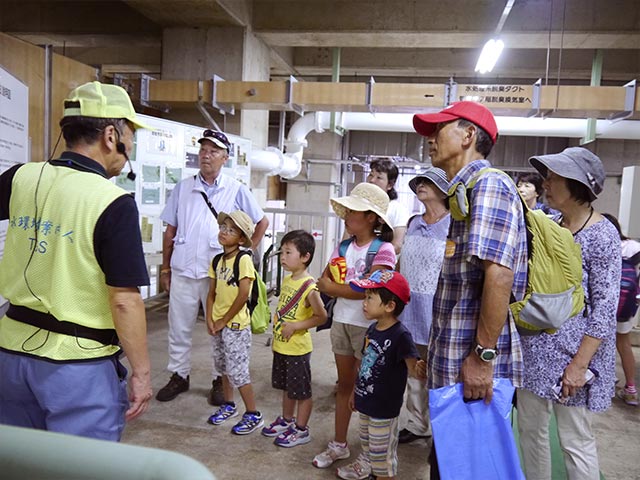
[285,130,344,277]
[162,27,269,140]
[162,26,271,201]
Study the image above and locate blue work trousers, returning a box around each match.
[0,350,128,441]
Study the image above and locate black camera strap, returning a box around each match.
[200,192,219,219]
[195,174,219,219]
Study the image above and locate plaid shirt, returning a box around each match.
[427,159,528,389]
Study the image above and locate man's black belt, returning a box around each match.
[6,304,119,346]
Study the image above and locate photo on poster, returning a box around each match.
[141,216,154,243]
[142,165,161,183]
[165,167,182,184]
[185,151,198,169]
[147,128,177,156]
[142,187,160,205]
[116,172,136,192]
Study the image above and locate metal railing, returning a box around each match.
[260,207,343,295]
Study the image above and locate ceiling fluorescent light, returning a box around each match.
[475,38,504,74]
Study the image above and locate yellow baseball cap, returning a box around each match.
[62,81,151,130]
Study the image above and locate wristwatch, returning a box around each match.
[474,343,499,362]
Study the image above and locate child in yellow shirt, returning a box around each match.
[262,230,327,447]
[205,210,262,435]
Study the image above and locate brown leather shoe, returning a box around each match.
[207,376,224,406]
[156,373,189,402]
[398,428,430,444]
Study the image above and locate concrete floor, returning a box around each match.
[122,297,640,480]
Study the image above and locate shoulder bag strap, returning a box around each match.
[338,237,353,257]
[212,253,223,272]
[200,191,219,219]
[365,237,384,273]
[231,250,252,286]
[277,278,315,320]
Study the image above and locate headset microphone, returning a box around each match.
[116,141,137,181]
[126,164,136,181]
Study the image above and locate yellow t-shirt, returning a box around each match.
[209,252,255,330]
[273,274,317,356]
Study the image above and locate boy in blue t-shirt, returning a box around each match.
[338,270,421,480]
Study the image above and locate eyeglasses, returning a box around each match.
[219,224,240,236]
[201,129,231,150]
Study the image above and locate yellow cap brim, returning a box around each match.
[128,116,153,131]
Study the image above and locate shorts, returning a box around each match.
[358,413,400,477]
[330,321,368,359]
[617,314,638,334]
[211,327,251,388]
[271,351,312,400]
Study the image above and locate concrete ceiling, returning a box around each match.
[2,0,639,84]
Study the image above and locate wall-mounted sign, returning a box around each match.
[0,64,29,313]
[458,84,533,106]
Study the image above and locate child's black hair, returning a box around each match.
[370,287,406,317]
[280,229,316,267]
[379,222,394,243]
[367,213,394,243]
[347,211,394,243]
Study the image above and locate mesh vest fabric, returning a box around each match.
[0,162,127,361]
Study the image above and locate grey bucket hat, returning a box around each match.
[529,147,605,201]
[408,167,449,196]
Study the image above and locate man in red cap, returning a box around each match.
[413,102,528,478]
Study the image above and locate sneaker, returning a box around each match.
[207,376,224,406]
[261,415,295,437]
[274,425,311,448]
[207,403,238,425]
[231,412,264,435]
[336,452,372,480]
[312,440,350,468]
[617,386,639,406]
[155,373,189,402]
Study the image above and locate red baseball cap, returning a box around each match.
[350,270,411,305]
[413,101,498,144]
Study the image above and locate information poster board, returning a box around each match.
[0,65,29,312]
[128,115,252,253]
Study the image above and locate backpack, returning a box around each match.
[211,250,271,334]
[449,167,585,335]
[617,258,640,321]
[316,237,384,332]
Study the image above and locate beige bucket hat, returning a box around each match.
[218,210,254,248]
[330,182,391,227]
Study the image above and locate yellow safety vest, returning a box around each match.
[0,162,128,361]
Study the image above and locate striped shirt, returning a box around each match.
[427,159,528,389]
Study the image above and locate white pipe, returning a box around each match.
[315,112,640,140]
[249,113,318,178]
[248,146,301,179]
[256,111,640,178]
